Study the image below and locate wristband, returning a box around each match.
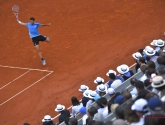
[18,21,21,23]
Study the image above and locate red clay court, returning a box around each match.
[0,0,165,124]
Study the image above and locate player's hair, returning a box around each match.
[30,17,35,21]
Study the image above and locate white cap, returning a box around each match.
[131,98,148,111]
[132,52,142,60]
[96,84,107,92]
[55,104,65,112]
[78,85,89,92]
[94,77,104,84]
[42,115,53,122]
[106,70,117,76]
[107,88,115,95]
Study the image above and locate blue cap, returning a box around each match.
[148,97,162,111]
[79,107,86,114]
[114,95,124,104]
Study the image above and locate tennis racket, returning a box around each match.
[12,5,19,21]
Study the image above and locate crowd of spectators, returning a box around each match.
[24,39,165,125]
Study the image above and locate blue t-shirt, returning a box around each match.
[26,22,41,38]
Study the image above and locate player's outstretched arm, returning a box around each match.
[40,23,50,26]
[15,14,26,26]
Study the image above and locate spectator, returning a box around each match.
[134,80,144,94]
[143,79,152,91]
[147,61,156,69]
[55,104,70,124]
[157,56,165,65]
[83,90,92,109]
[108,73,123,89]
[93,113,105,122]
[87,106,98,123]
[115,105,125,120]
[114,95,124,105]
[111,104,119,113]
[138,57,146,66]
[107,88,121,103]
[79,85,89,107]
[64,117,70,125]
[71,96,83,117]
[150,39,165,52]
[156,64,165,79]
[107,101,113,114]
[131,98,148,125]
[106,69,124,88]
[94,77,104,85]
[143,46,159,62]
[132,52,142,72]
[147,97,164,115]
[96,84,107,97]
[112,119,127,125]
[139,65,148,82]
[96,97,108,118]
[117,64,134,81]
[68,118,78,125]
[151,76,165,98]
[42,115,54,125]
[135,89,149,100]
[130,78,138,96]
[86,91,100,109]
[145,68,157,80]
[123,91,132,102]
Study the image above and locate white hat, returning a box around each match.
[107,88,115,95]
[88,91,97,99]
[161,96,165,102]
[78,85,89,92]
[143,46,156,56]
[131,98,148,112]
[132,52,142,60]
[151,76,165,88]
[83,90,92,97]
[42,115,53,122]
[94,77,104,84]
[96,84,107,92]
[150,39,164,47]
[117,64,129,74]
[106,70,116,76]
[55,104,65,112]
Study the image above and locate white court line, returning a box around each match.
[0,71,53,106]
[0,70,31,90]
[0,65,53,72]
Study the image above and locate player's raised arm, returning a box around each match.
[15,14,26,26]
[40,23,50,26]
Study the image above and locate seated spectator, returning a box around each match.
[150,39,165,52]
[94,77,104,85]
[96,84,107,97]
[87,106,98,124]
[151,76,165,98]
[64,117,70,125]
[132,52,142,72]
[123,91,132,102]
[71,96,83,117]
[139,64,148,82]
[107,88,121,103]
[157,56,165,65]
[135,89,149,100]
[143,46,159,62]
[68,118,78,125]
[156,64,165,79]
[131,98,149,125]
[96,97,108,118]
[143,79,152,91]
[138,57,147,66]
[55,104,70,124]
[112,119,127,125]
[108,73,123,89]
[111,104,119,113]
[106,69,124,88]
[130,78,138,96]
[114,95,124,105]
[148,97,164,115]
[134,80,144,94]
[79,85,89,107]
[93,113,105,122]
[145,68,157,81]
[114,106,125,120]
[86,91,100,109]
[147,61,156,69]
[117,64,134,81]
[42,115,54,125]
[107,101,113,114]
[79,107,88,125]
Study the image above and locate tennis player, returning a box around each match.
[15,15,50,65]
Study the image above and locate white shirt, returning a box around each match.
[152,88,159,95]
[72,103,83,116]
[111,79,122,89]
[130,87,138,96]
[155,46,160,52]
[150,56,159,62]
[139,74,147,82]
[130,117,144,125]
[98,107,106,114]
[86,100,93,109]
[102,106,108,118]
[82,114,88,125]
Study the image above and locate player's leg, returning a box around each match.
[35,45,46,65]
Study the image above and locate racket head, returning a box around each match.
[12,5,19,14]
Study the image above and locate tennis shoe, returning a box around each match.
[42,59,46,65]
